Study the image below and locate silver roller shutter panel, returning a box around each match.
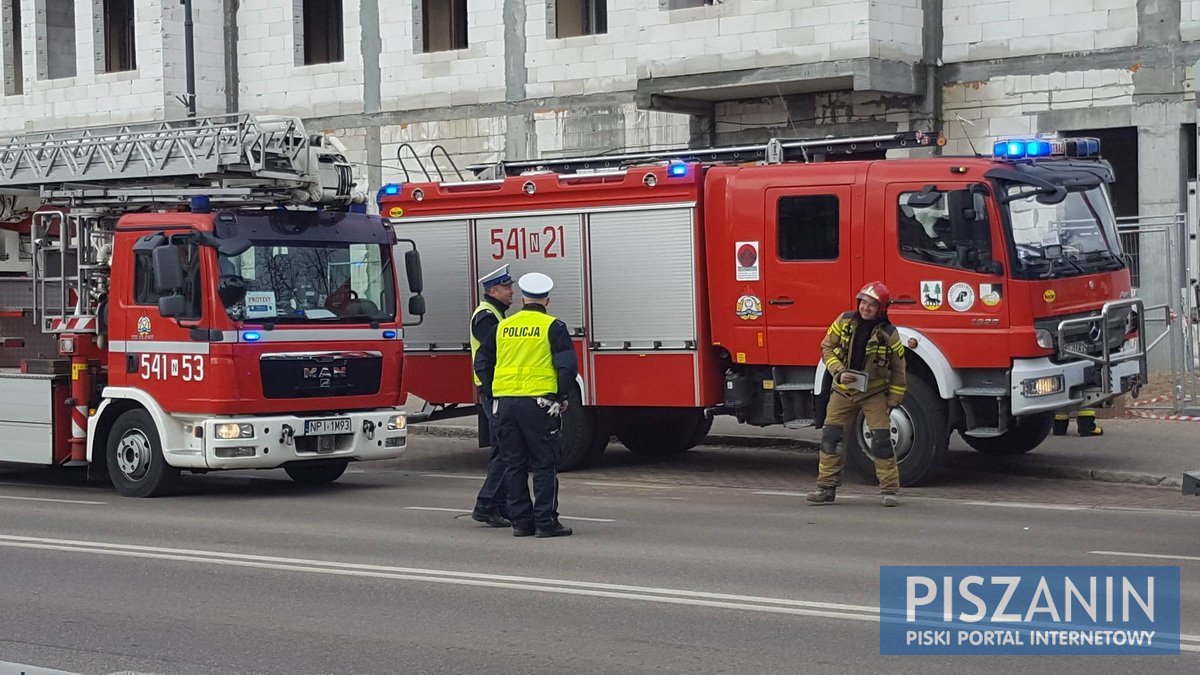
[473,215,585,336]
[394,220,473,351]
[588,208,697,349]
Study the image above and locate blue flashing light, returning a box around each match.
[376,184,403,205]
[667,161,689,178]
[382,330,398,339]
[384,184,401,195]
[243,331,262,342]
[190,195,211,213]
[1025,140,1051,157]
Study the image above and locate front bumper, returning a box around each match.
[1010,345,1142,416]
[191,409,407,470]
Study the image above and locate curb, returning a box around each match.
[406,424,1183,489]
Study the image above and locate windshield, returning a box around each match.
[218,242,396,323]
[1004,184,1124,278]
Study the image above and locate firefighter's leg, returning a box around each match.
[1076,408,1103,436]
[1053,412,1070,436]
[859,394,899,500]
[808,392,854,503]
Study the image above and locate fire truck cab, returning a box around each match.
[387,131,1150,486]
[0,114,425,496]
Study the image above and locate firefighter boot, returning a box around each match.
[871,429,900,506]
[1076,410,1103,436]
[809,426,844,505]
[1052,413,1070,436]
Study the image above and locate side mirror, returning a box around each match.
[408,294,426,317]
[405,249,424,294]
[158,294,188,318]
[152,245,184,294]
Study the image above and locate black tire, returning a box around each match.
[106,409,178,498]
[846,377,948,487]
[684,415,714,450]
[962,412,1055,455]
[284,459,349,485]
[617,408,707,458]
[557,386,607,471]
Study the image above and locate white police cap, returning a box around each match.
[518,272,553,299]
[478,264,514,288]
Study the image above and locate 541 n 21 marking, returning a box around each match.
[490,225,566,260]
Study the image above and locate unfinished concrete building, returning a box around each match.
[0,0,1194,222]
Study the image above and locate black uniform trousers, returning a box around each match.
[497,397,561,528]
[473,392,509,516]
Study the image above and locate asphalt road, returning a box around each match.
[1,437,1198,674]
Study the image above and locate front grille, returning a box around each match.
[1035,307,1130,361]
[260,351,383,399]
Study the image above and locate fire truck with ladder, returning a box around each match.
[383,130,1159,486]
[0,114,425,497]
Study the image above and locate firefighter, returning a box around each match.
[474,272,578,538]
[1053,408,1103,436]
[469,265,516,528]
[808,281,907,507]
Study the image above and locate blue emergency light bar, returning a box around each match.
[667,161,689,178]
[377,184,402,202]
[992,136,1101,160]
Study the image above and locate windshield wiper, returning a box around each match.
[1052,254,1087,275]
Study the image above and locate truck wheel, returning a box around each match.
[617,408,706,457]
[846,377,947,487]
[962,412,1054,455]
[557,386,606,471]
[684,415,714,450]
[106,409,178,498]
[284,459,349,485]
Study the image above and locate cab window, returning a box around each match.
[778,195,839,260]
[898,189,986,270]
[132,245,203,320]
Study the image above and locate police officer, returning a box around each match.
[474,272,578,538]
[808,281,907,507]
[469,265,515,528]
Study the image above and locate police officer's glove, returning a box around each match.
[536,397,562,417]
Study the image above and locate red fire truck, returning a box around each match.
[384,131,1152,486]
[0,114,425,497]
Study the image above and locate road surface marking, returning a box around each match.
[581,481,676,490]
[753,491,862,499]
[421,473,486,480]
[1090,550,1200,563]
[960,501,1087,511]
[1,533,1195,650]
[0,495,107,505]
[403,506,616,523]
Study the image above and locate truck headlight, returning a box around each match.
[215,423,255,439]
[387,414,406,431]
[1034,329,1055,350]
[1021,375,1064,397]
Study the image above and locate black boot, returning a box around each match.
[535,521,573,538]
[471,511,512,528]
[1052,415,1069,436]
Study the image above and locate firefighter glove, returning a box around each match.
[536,397,562,417]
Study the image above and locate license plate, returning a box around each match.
[304,418,352,435]
[1064,341,1092,354]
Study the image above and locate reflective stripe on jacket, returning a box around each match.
[820,310,908,401]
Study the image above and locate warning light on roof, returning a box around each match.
[667,161,689,178]
[243,331,262,342]
[377,184,402,203]
[993,136,1102,160]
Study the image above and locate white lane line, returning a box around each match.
[421,473,486,480]
[581,481,676,490]
[1090,550,1200,563]
[961,501,1087,512]
[0,533,877,618]
[403,506,616,523]
[0,495,107,505]
[753,491,862,500]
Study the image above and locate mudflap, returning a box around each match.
[1184,470,1200,496]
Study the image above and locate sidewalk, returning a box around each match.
[408,406,1198,489]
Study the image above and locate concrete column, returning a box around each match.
[502,0,530,160]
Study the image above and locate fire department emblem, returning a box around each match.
[920,281,943,311]
[135,315,152,338]
[735,295,763,320]
[980,283,1002,307]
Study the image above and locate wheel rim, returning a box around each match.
[115,429,152,482]
[858,405,916,464]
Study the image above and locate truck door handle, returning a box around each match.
[769,297,795,306]
[892,296,917,305]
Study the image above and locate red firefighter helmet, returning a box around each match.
[857,281,891,308]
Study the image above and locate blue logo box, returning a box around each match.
[879,566,1181,655]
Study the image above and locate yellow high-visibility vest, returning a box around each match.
[492,310,558,397]
[469,300,504,386]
